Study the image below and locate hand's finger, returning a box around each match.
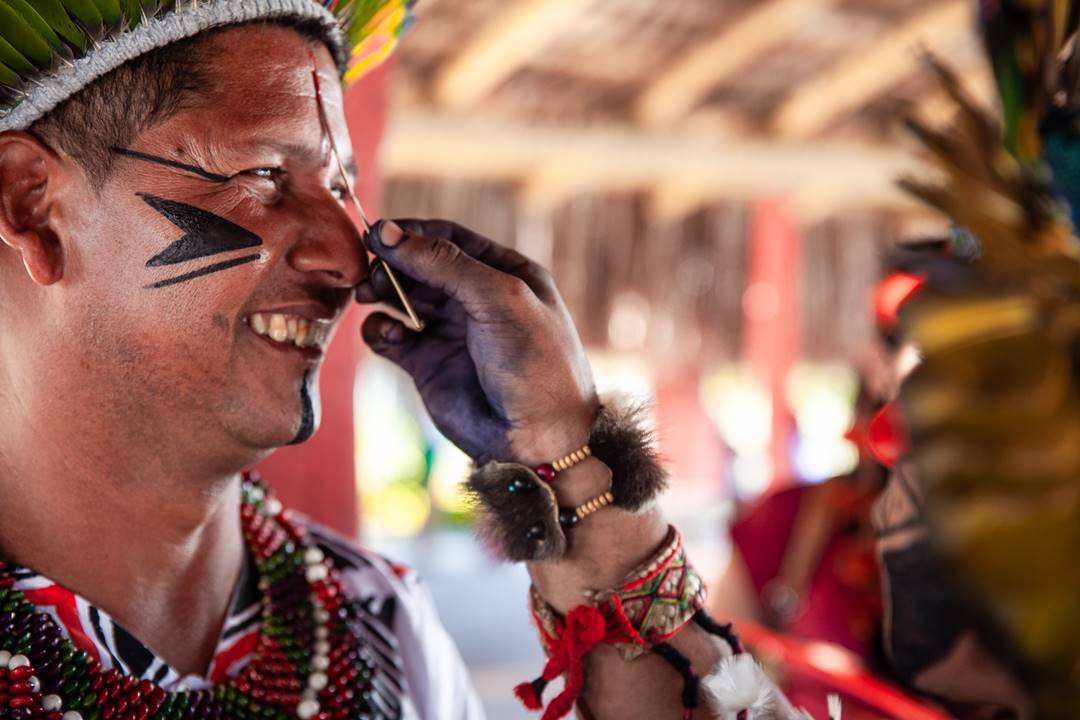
[355,279,379,304]
[355,264,450,320]
[370,260,449,309]
[361,312,422,373]
[361,312,502,460]
[368,220,536,317]
[391,219,557,301]
[360,311,467,391]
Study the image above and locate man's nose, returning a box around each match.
[285,192,369,287]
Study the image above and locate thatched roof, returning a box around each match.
[385,0,991,215]
[380,0,991,361]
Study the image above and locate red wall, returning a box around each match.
[254,61,393,537]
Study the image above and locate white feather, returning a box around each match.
[827,694,842,720]
[700,654,810,719]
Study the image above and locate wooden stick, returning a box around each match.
[329,144,426,332]
[308,54,424,332]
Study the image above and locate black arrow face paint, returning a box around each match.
[147,255,262,289]
[141,194,262,266]
[139,193,263,288]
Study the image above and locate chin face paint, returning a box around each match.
[139,193,263,288]
[289,370,316,445]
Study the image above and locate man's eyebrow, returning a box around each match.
[111,147,230,183]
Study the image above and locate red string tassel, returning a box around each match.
[515,602,642,719]
[514,678,546,710]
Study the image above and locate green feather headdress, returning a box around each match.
[979,0,1077,162]
[0,0,414,132]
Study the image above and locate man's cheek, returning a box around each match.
[136,193,265,290]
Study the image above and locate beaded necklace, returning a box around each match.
[0,477,376,720]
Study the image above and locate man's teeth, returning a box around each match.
[247,313,328,348]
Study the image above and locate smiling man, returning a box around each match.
[0,2,788,719]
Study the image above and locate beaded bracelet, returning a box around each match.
[466,396,669,563]
[557,486,614,530]
[468,447,613,562]
[536,444,593,483]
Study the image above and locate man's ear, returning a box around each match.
[0,132,66,286]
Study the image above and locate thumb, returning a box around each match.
[367,220,527,317]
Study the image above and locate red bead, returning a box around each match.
[0,479,376,720]
[535,464,556,483]
[9,667,32,682]
[145,689,165,714]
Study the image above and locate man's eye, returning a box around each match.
[242,167,285,185]
[331,184,348,202]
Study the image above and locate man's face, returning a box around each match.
[44,25,367,462]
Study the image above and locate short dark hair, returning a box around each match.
[30,18,334,185]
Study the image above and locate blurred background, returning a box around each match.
[260,0,995,716]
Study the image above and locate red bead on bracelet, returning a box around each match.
[535,444,592,484]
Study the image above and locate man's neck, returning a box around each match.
[0,429,247,677]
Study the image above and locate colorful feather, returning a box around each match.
[89,0,123,27]
[115,0,139,27]
[59,0,103,29]
[978,0,1078,161]
[24,0,87,50]
[0,61,19,88]
[0,0,414,120]
[0,0,60,64]
[900,3,1080,716]
[5,0,63,49]
[0,34,34,75]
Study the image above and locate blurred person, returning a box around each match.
[710,377,888,662]
[710,248,941,672]
[0,2,805,719]
[875,0,1080,716]
[870,249,1037,718]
